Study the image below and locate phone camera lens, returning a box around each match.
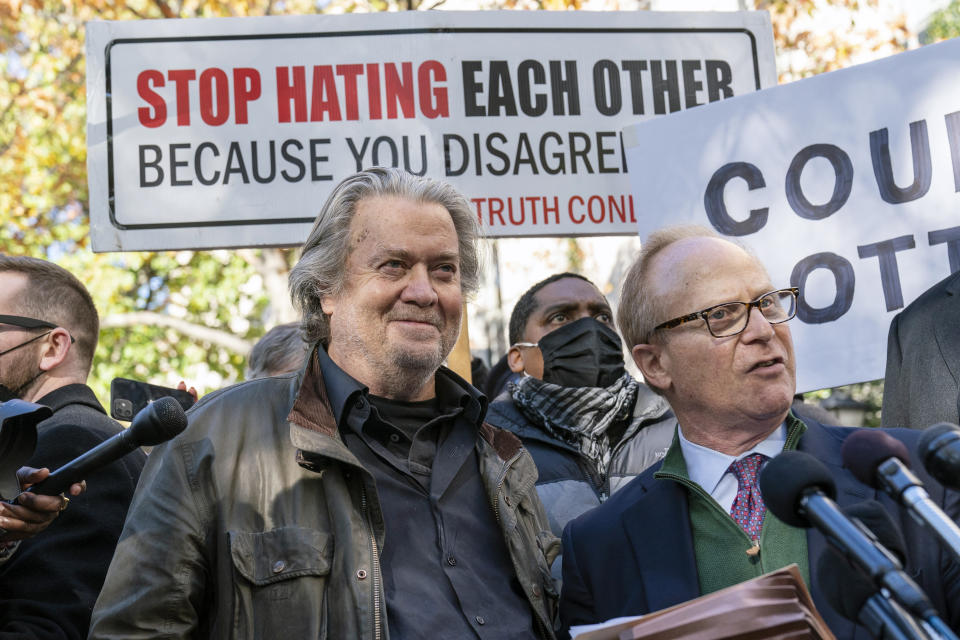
[114,399,133,420]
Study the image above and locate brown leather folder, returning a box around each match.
[572,564,836,640]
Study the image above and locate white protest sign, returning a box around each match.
[623,37,960,392]
[86,11,776,251]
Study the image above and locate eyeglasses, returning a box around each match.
[0,315,74,347]
[0,315,58,331]
[653,288,800,338]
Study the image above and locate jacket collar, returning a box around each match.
[36,383,106,415]
[287,345,340,440]
[287,343,489,451]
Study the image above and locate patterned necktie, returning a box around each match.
[728,453,768,543]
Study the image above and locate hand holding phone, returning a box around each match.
[110,378,196,421]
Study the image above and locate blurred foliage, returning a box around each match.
[924,1,960,43]
[804,380,884,428]
[565,238,585,273]
[757,0,910,82]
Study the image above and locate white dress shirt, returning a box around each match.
[677,423,787,513]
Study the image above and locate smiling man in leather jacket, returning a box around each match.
[89,168,560,640]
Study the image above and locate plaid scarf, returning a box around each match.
[509,372,639,479]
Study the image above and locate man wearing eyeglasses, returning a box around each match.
[0,255,146,638]
[558,225,960,639]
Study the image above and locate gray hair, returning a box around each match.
[245,322,308,379]
[617,224,724,349]
[289,167,483,344]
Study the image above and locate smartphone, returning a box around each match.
[110,377,196,422]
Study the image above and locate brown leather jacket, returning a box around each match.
[89,358,559,640]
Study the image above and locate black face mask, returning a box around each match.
[536,317,626,389]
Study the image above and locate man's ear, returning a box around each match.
[37,328,73,372]
[320,295,337,316]
[632,342,671,392]
[507,345,525,374]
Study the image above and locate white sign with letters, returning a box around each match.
[86,10,775,251]
[623,38,960,392]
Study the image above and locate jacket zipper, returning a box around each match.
[490,449,555,640]
[360,485,383,640]
[491,449,524,524]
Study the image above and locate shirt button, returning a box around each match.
[447,555,456,566]
[272,560,285,574]
[357,569,368,580]
[476,616,485,625]
[355,398,366,410]
[389,433,401,443]
[532,584,542,597]
[504,495,512,506]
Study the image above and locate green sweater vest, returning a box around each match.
[654,413,811,595]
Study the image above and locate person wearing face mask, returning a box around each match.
[0,255,145,639]
[485,273,675,542]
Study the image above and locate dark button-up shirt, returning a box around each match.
[317,346,537,640]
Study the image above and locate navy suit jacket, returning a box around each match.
[559,418,960,640]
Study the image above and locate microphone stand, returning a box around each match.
[860,592,934,640]
[801,491,960,640]
[876,458,960,564]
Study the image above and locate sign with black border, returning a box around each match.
[87,11,776,251]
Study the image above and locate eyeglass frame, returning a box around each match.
[652,287,800,338]
[0,315,75,344]
[0,315,58,331]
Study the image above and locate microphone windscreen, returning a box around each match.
[841,429,911,488]
[917,423,960,491]
[759,450,837,528]
[129,396,188,446]
[918,423,959,457]
[842,499,906,564]
[816,545,874,621]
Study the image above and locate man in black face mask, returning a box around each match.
[485,273,675,543]
[0,255,146,638]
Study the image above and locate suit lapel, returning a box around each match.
[799,420,873,639]
[934,273,960,392]
[620,475,700,613]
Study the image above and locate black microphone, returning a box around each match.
[842,429,960,564]
[817,502,927,640]
[0,399,49,500]
[24,396,187,497]
[759,451,939,625]
[918,423,960,491]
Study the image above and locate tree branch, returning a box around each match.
[152,0,176,19]
[101,312,253,355]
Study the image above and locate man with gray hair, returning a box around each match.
[244,322,307,379]
[91,167,560,639]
